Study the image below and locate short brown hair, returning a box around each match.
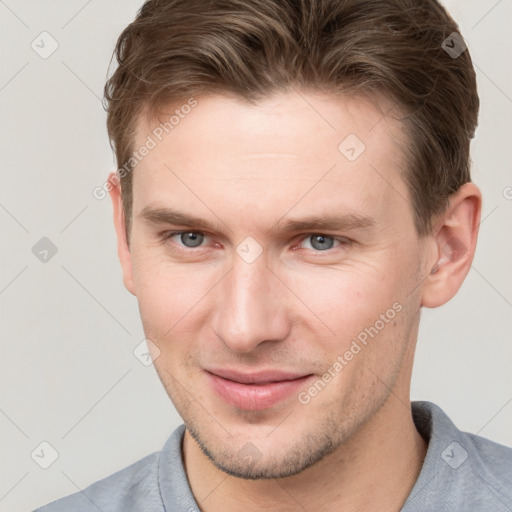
[104,0,478,239]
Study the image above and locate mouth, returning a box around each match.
[205,368,314,411]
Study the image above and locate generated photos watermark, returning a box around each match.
[92,97,198,200]
[298,301,403,405]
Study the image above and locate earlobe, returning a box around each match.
[108,172,136,296]
[421,183,482,308]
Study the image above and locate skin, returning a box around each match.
[109,90,481,511]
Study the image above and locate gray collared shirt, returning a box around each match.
[34,401,512,511]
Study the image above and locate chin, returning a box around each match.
[184,413,349,480]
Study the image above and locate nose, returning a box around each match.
[211,253,291,354]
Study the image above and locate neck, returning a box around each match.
[182,396,427,512]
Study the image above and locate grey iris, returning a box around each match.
[310,235,334,250]
[181,232,204,247]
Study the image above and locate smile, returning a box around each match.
[205,369,314,410]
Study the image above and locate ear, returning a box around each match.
[421,182,482,308]
[108,172,136,296]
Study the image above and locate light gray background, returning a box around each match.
[0,1,511,510]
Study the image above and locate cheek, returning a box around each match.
[131,252,216,339]
[283,258,404,339]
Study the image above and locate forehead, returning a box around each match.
[130,91,411,232]
[136,90,403,158]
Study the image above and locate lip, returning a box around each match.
[205,368,314,410]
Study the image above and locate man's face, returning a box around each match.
[123,91,430,478]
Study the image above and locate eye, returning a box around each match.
[299,234,343,251]
[167,231,206,248]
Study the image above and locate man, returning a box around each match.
[35,0,511,510]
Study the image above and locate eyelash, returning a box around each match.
[161,230,351,253]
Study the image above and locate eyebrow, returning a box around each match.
[139,206,376,234]
[139,206,226,233]
[276,213,376,233]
